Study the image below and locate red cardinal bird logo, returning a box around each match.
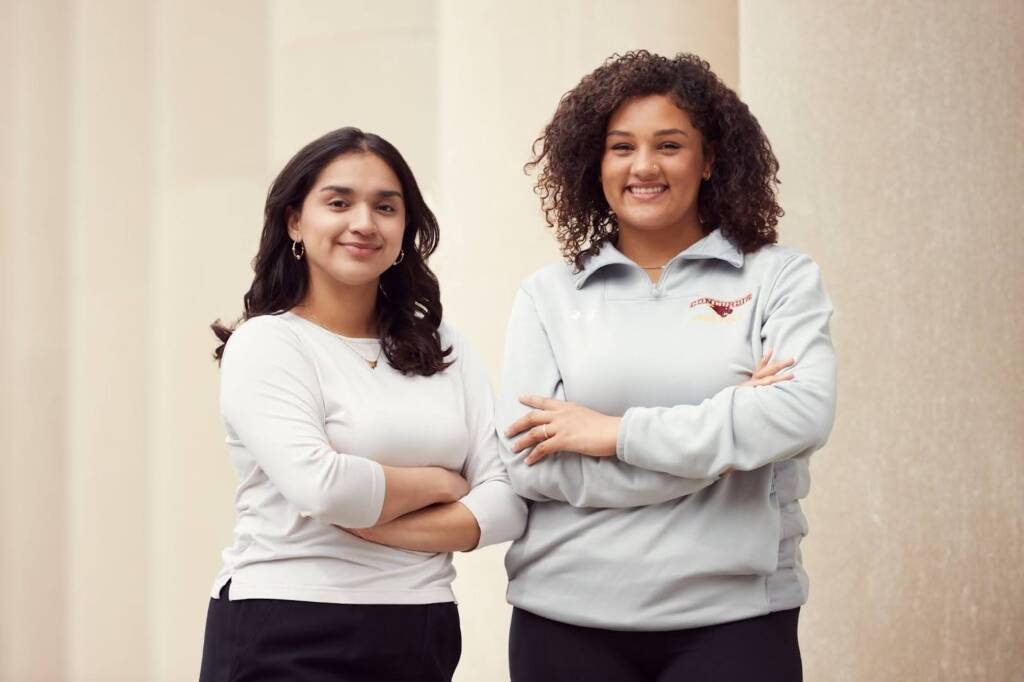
[690,293,753,318]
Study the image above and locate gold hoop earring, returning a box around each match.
[292,240,304,260]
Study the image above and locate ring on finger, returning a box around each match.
[542,424,550,439]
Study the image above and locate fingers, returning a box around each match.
[748,372,795,387]
[525,437,557,466]
[751,357,795,380]
[519,395,561,410]
[507,395,567,438]
[505,409,548,438]
[512,424,552,453]
[755,350,770,372]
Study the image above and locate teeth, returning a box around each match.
[628,186,666,195]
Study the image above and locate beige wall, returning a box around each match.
[0,1,1019,680]
[740,1,1024,680]
[1,2,69,680]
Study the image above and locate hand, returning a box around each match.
[505,395,621,466]
[740,350,795,388]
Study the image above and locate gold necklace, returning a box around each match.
[295,310,383,370]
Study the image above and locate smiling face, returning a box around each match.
[600,94,712,240]
[287,151,406,290]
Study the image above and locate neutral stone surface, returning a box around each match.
[66,0,154,679]
[146,2,270,679]
[0,2,69,680]
[740,1,1024,680]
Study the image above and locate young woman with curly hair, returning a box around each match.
[199,127,526,681]
[497,51,837,681]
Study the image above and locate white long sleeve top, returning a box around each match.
[211,311,527,605]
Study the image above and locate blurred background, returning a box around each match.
[1,0,1021,680]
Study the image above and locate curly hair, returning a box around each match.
[212,127,452,376]
[527,50,782,269]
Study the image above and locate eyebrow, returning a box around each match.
[318,185,403,199]
[606,128,689,138]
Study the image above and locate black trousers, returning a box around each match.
[509,607,801,682]
[199,582,461,682]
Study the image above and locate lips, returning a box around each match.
[625,184,668,200]
[339,243,382,257]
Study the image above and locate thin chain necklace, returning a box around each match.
[295,309,383,370]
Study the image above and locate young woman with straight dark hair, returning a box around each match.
[199,127,526,682]
[497,51,837,681]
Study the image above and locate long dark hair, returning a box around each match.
[212,126,451,376]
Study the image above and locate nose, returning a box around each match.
[347,203,378,236]
[631,147,659,179]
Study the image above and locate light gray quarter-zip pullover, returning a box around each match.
[496,228,837,630]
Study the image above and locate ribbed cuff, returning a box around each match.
[616,408,636,464]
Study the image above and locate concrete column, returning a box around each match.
[146,2,270,678]
[266,0,439,186]
[740,1,1024,679]
[66,0,154,678]
[0,1,69,680]
[435,4,738,679]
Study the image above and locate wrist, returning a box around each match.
[604,416,623,457]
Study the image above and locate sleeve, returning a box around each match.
[219,316,386,528]
[495,288,718,508]
[617,254,838,477]
[451,330,529,548]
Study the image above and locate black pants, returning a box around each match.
[199,582,461,682]
[509,607,801,682]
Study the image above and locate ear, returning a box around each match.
[703,144,716,178]
[286,207,301,242]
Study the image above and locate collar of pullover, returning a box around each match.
[573,228,745,289]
